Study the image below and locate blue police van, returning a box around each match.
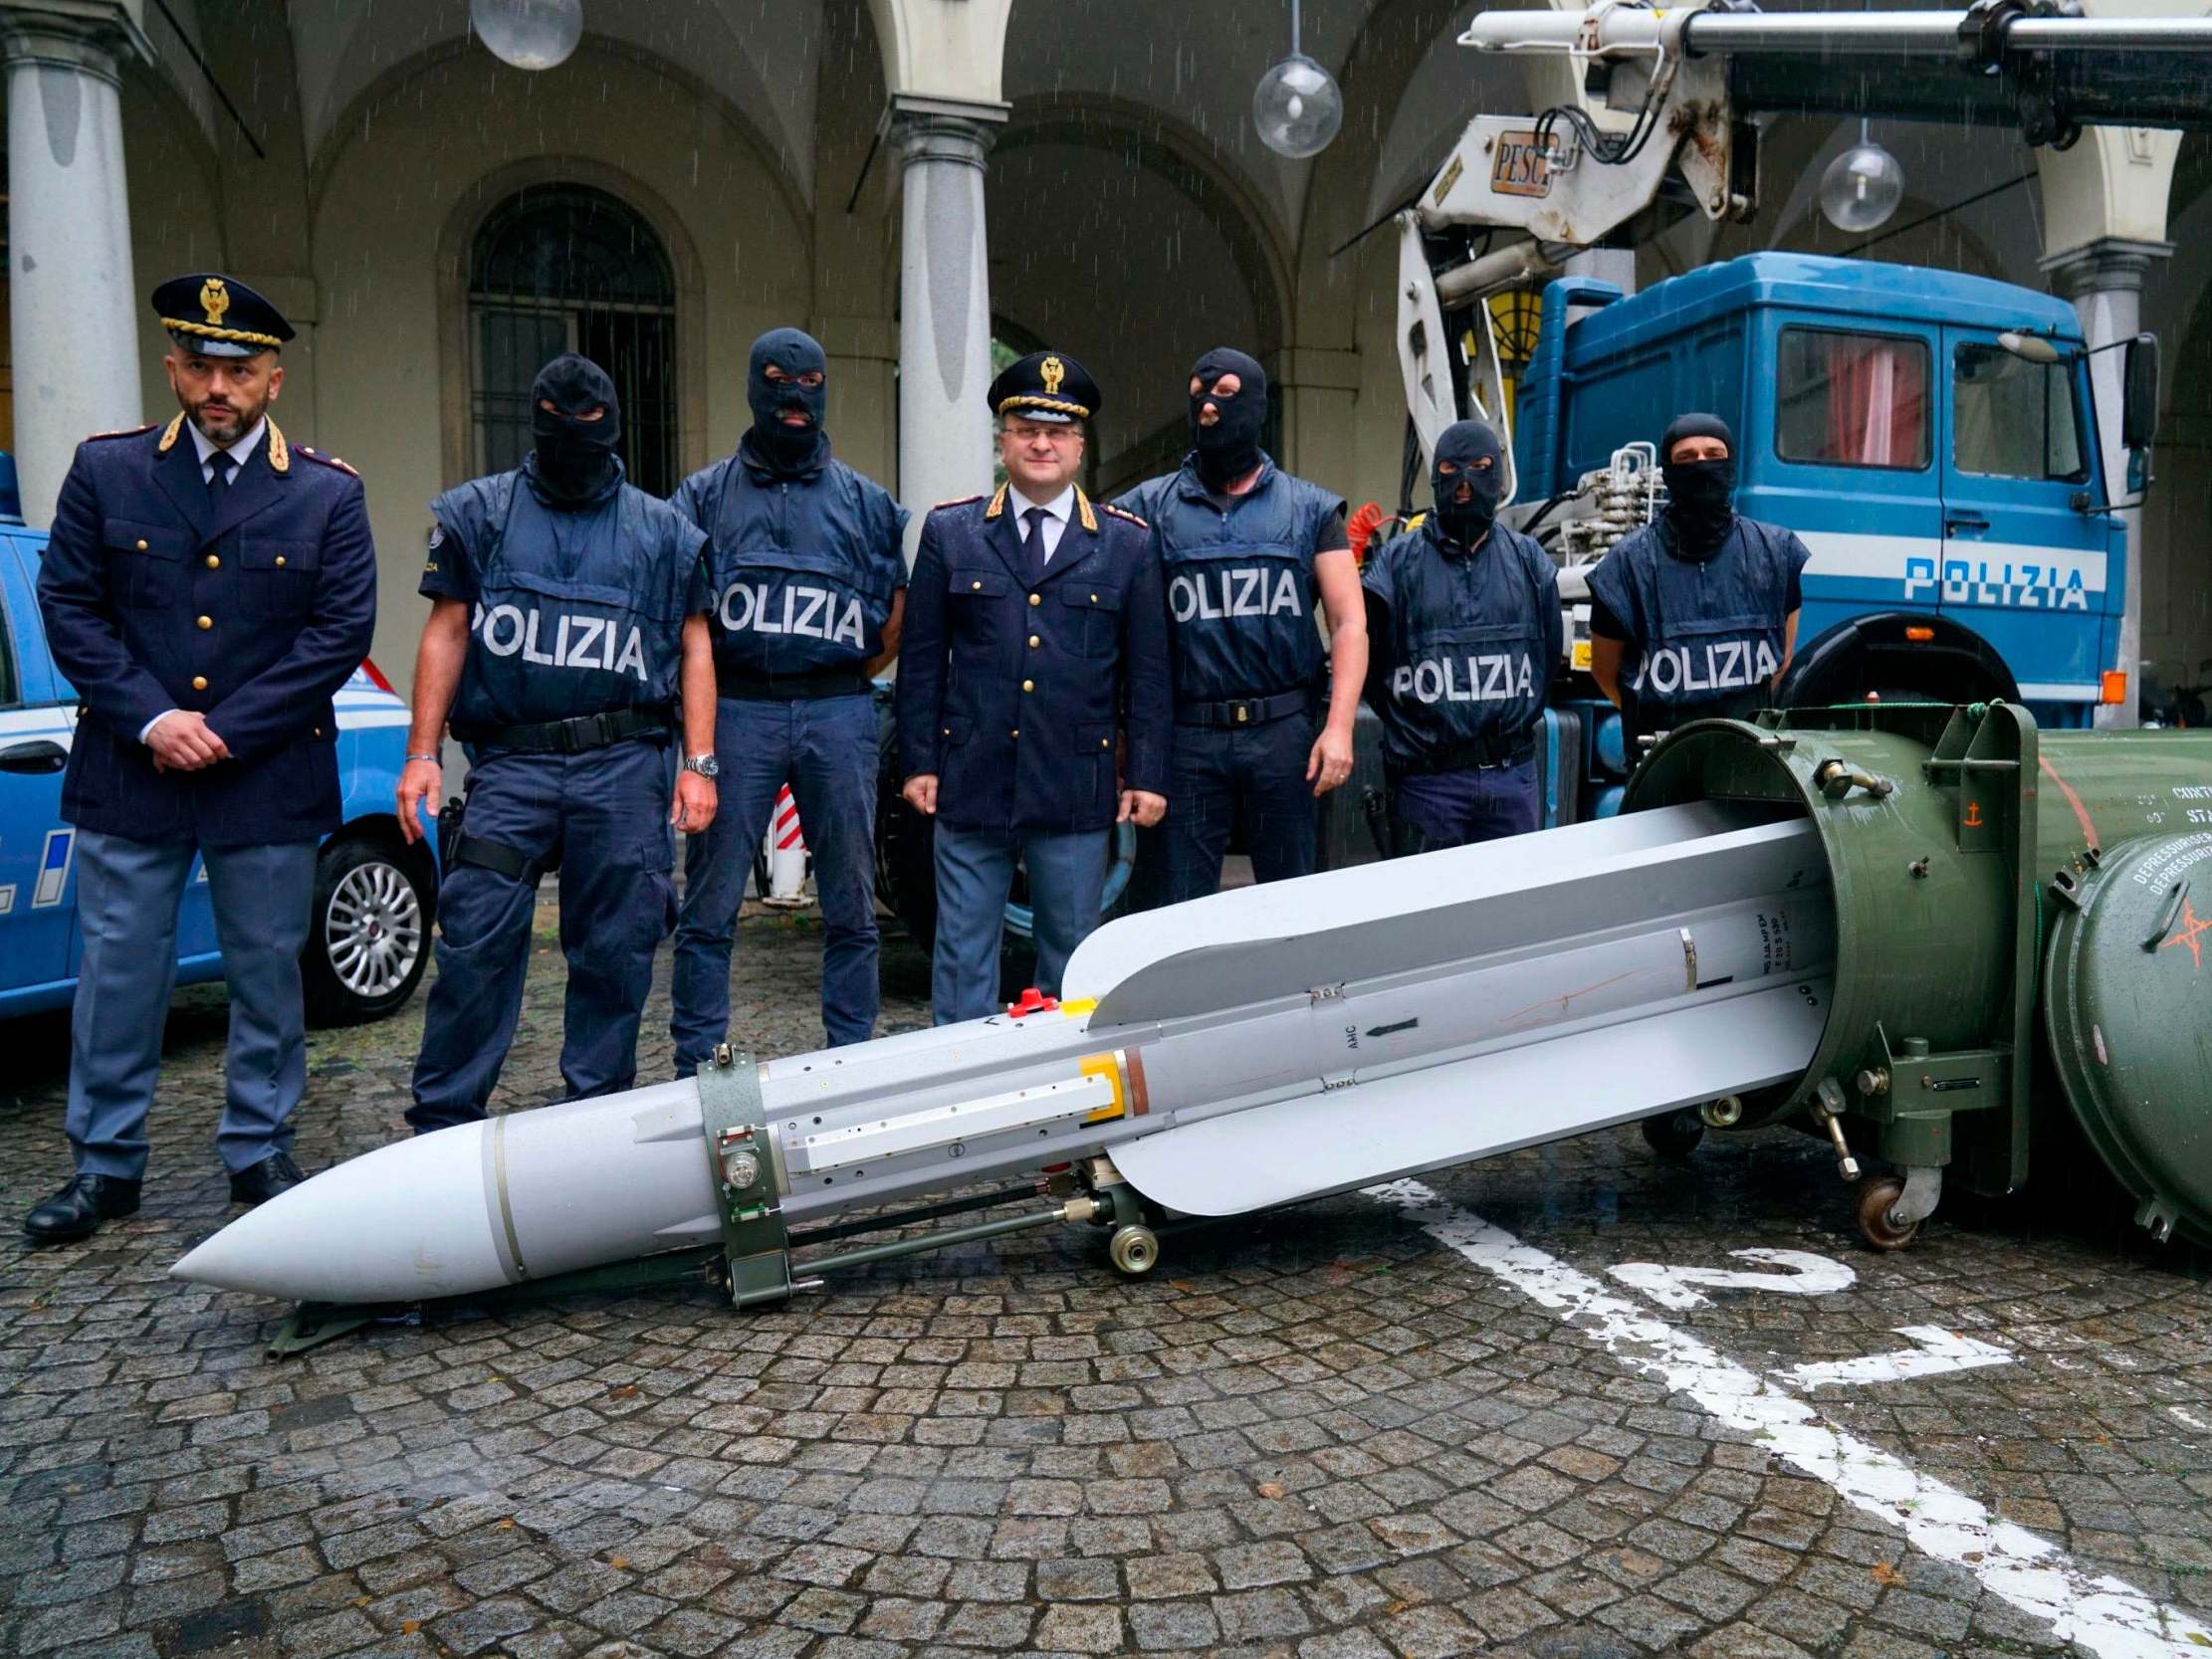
[1506,253,2158,817]
[0,490,438,1025]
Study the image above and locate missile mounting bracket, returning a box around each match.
[699,1043,795,1308]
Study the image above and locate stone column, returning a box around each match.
[892,96,1004,534]
[1,1,150,527]
[2041,236,2171,729]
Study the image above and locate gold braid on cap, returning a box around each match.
[160,317,285,349]
[996,394,1091,421]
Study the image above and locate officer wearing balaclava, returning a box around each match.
[1585,413,1810,752]
[396,352,718,1135]
[664,327,908,1066]
[1114,347,1367,905]
[1360,420,1562,853]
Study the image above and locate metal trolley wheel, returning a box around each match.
[1108,1223,1161,1277]
[1855,1174,1922,1252]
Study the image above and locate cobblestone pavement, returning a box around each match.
[4,901,2212,1659]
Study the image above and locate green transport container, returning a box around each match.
[1626,702,2212,1249]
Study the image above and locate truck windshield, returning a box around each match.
[1776,327,1931,470]
[1953,342,2088,483]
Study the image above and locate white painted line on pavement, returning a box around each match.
[1783,1327,2014,1390]
[1372,1179,2212,1659]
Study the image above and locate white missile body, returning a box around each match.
[174,801,1838,1306]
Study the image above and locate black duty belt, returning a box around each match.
[716,664,871,701]
[1176,689,1312,728]
[1390,733,1538,778]
[451,705,668,754]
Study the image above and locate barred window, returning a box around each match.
[469,185,677,496]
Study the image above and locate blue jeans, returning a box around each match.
[410,736,678,1133]
[1144,711,1318,906]
[67,831,317,1177]
[670,694,881,1067]
[1394,758,1540,851]
[931,822,1108,1024]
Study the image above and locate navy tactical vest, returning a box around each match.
[674,449,907,678]
[1586,516,1807,741]
[1118,457,1342,704]
[434,465,704,732]
[1365,521,1554,770]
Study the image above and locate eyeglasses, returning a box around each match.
[1002,424,1084,445]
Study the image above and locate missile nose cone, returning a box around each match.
[168,1123,506,1304]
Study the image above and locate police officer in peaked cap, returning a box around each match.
[895,350,1173,1022]
[1362,420,1561,853]
[395,352,718,1134]
[666,328,908,1069]
[1115,348,1367,906]
[26,274,377,1243]
[1586,413,1810,752]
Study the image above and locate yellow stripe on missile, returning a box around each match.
[1059,998,1098,1016]
[1079,1051,1127,1123]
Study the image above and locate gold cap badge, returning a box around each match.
[1040,356,1065,396]
[199,278,230,327]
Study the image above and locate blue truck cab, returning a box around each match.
[1514,253,2125,729]
[0,465,438,1025]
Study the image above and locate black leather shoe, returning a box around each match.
[228,1152,308,1206]
[24,1173,141,1244]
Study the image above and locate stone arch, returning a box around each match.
[995,97,1293,354]
[433,157,713,491]
[304,35,809,238]
[982,97,1297,492]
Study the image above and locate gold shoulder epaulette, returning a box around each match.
[1100,502,1148,529]
[296,444,360,478]
[87,421,158,444]
[933,493,985,513]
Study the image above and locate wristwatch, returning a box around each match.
[681,753,721,778]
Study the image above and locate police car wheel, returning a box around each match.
[304,831,436,1027]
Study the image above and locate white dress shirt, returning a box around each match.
[141,417,268,743]
[187,414,266,485]
[1005,483,1075,566]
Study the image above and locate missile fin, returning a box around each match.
[1111,976,1830,1217]
[1083,808,1819,1030]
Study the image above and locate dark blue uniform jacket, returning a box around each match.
[38,417,377,847]
[896,485,1172,834]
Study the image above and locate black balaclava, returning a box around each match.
[1431,420,1506,549]
[530,353,622,506]
[746,327,830,475]
[1188,347,1268,490]
[1659,412,1737,559]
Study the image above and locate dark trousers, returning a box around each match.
[931,822,1108,1024]
[1393,758,1541,852]
[67,831,317,1177]
[670,693,880,1071]
[1144,712,1317,906]
[409,738,677,1133]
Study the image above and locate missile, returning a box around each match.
[175,796,1833,1306]
[174,703,2212,1314]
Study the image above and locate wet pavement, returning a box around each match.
[4,901,2212,1659]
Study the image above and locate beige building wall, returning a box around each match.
[306,44,816,685]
